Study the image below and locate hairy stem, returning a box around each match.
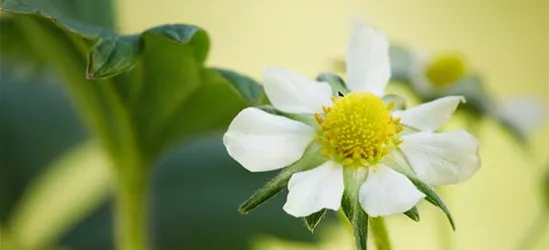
[115,168,150,250]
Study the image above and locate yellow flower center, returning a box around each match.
[425,54,466,87]
[314,93,403,167]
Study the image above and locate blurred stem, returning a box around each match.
[515,211,548,250]
[436,187,454,250]
[115,165,150,250]
[370,217,392,250]
[337,209,352,232]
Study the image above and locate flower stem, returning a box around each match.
[515,211,548,250]
[436,187,454,250]
[371,217,392,250]
[115,169,150,250]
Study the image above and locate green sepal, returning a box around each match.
[257,105,319,128]
[403,206,420,222]
[316,72,349,96]
[342,168,369,250]
[409,177,456,230]
[303,209,327,232]
[238,143,326,214]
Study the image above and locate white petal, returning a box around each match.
[392,96,465,131]
[498,98,546,135]
[223,107,315,172]
[359,166,425,217]
[263,67,333,114]
[283,161,344,217]
[346,22,391,96]
[400,131,480,185]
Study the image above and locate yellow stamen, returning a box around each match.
[314,113,324,124]
[315,92,403,167]
[387,102,395,111]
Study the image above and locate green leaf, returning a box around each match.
[144,24,210,63]
[409,177,456,230]
[149,68,251,153]
[2,1,265,158]
[239,143,325,214]
[87,35,143,79]
[303,209,327,232]
[342,168,369,250]
[1,1,108,40]
[403,206,420,222]
[214,68,265,105]
[132,24,209,151]
[1,0,116,29]
[316,72,349,96]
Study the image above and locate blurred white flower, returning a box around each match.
[498,98,546,137]
[408,51,468,98]
[224,23,480,218]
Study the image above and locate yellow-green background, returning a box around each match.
[116,0,549,249]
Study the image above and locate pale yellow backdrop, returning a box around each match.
[118,0,548,249]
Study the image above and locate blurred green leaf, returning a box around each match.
[0,79,87,224]
[409,177,456,230]
[239,143,325,214]
[1,1,263,161]
[304,209,327,232]
[0,72,321,250]
[1,1,270,249]
[1,0,116,29]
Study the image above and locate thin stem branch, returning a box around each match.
[371,217,392,250]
